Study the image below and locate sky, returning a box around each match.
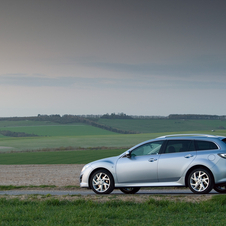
[0,0,226,117]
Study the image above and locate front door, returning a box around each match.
[116,141,164,183]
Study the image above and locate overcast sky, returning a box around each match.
[0,0,226,117]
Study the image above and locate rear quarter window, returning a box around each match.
[222,138,226,145]
[195,140,218,150]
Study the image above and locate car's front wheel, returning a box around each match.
[213,184,226,193]
[188,168,213,194]
[119,187,140,194]
[90,169,114,194]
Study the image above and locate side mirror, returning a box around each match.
[123,151,131,158]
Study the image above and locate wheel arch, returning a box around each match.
[88,167,115,189]
[185,165,215,187]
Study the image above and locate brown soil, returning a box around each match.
[0,164,85,186]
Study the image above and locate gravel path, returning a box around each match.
[0,165,215,203]
[0,164,85,186]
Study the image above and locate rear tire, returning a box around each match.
[213,184,226,193]
[90,169,114,194]
[119,187,140,194]
[188,168,213,194]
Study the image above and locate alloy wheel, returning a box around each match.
[188,168,213,194]
[90,169,114,194]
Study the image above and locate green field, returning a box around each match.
[1,118,225,224]
[0,118,226,164]
[0,133,160,152]
[0,149,126,164]
[0,121,116,136]
[0,196,226,225]
[1,130,226,153]
[0,130,226,164]
[98,118,226,133]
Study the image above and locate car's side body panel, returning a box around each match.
[116,154,159,183]
[158,151,197,182]
[80,135,226,194]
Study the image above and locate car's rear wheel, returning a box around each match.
[188,168,213,194]
[90,169,114,194]
[119,187,140,194]
[213,184,226,193]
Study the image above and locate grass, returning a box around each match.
[0,185,57,190]
[0,195,226,225]
[0,120,57,127]
[98,119,226,133]
[0,149,126,164]
[1,130,226,152]
[0,118,226,154]
[0,130,226,164]
[0,133,160,152]
[0,123,116,136]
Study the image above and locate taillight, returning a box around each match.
[218,153,226,159]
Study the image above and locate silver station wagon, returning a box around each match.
[80,134,226,194]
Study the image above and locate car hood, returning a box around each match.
[89,156,119,166]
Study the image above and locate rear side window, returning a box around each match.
[222,138,226,144]
[195,141,218,150]
[164,140,195,154]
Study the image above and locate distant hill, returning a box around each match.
[0,114,226,134]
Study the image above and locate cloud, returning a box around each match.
[78,54,226,78]
[0,74,74,87]
[0,73,225,91]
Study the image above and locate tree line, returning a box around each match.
[169,114,226,120]
[0,130,38,137]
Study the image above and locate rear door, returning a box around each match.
[158,139,197,182]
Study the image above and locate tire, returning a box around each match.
[119,187,140,194]
[90,169,114,194]
[213,184,226,193]
[188,168,213,194]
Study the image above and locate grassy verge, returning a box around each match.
[0,195,226,225]
[0,185,83,190]
[0,185,57,190]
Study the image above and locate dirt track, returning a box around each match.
[0,164,85,186]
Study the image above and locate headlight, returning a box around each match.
[81,164,91,173]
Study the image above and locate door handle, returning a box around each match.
[184,154,194,158]
[148,158,157,162]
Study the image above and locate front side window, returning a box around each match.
[131,141,164,156]
[164,140,195,154]
[195,140,218,150]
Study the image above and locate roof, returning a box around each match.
[157,134,226,140]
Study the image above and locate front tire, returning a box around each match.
[188,168,213,194]
[90,169,114,194]
[213,184,226,193]
[119,187,140,194]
